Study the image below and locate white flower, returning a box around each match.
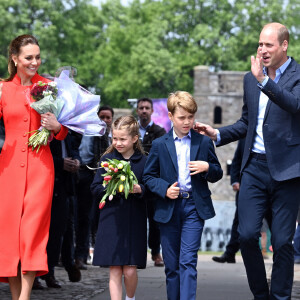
[109,195,113,201]
[48,82,57,87]
[43,90,53,96]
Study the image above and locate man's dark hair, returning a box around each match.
[97,105,114,117]
[137,97,153,108]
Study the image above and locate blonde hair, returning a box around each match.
[167,91,197,115]
[102,115,144,156]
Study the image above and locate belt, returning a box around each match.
[179,191,191,199]
[250,152,267,161]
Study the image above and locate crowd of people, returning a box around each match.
[0,21,300,300]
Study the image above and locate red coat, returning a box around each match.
[0,73,68,282]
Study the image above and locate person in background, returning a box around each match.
[75,134,95,270]
[0,35,68,300]
[137,97,166,267]
[91,115,147,300]
[93,105,114,166]
[90,105,114,248]
[294,208,300,264]
[212,139,245,263]
[40,131,82,288]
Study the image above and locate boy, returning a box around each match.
[143,91,223,300]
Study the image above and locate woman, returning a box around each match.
[0,35,68,299]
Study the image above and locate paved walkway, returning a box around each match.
[0,253,299,299]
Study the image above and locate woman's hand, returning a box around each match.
[41,112,61,134]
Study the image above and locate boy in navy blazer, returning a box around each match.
[143,91,223,300]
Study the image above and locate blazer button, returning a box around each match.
[20,163,25,167]
[23,117,28,122]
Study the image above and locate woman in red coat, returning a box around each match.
[0,35,68,300]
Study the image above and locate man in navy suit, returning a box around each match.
[143,91,223,300]
[195,23,300,299]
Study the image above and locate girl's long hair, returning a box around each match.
[102,115,144,157]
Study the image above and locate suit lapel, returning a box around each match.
[190,130,200,161]
[264,59,296,120]
[165,130,178,174]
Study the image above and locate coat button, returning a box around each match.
[20,163,25,167]
[23,117,28,122]
[23,133,27,137]
[21,148,26,152]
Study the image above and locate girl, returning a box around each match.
[91,115,147,300]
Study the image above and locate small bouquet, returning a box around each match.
[28,81,63,152]
[99,158,138,209]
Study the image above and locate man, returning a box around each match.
[294,208,300,264]
[137,97,166,266]
[93,105,114,163]
[41,131,82,288]
[194,23,300,299]
[90,105,114,246]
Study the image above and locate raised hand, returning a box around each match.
[251,47,265,83]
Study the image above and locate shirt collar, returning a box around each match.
[173,129,191,140]
[139,120,153,130]
[263,56,291,76]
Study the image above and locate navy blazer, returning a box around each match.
[143,129,223,223]
[219,58,300,181]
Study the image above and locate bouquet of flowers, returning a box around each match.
[27,69,106,152]
[28,81,63,152]
[99,158,138,209]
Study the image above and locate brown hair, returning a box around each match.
[263,23,289,45]
[167,91,198,115]
[4,35,39,82]
[102,115,144,156]
[277,25,289,45]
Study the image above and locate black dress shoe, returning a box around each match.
[41,274,62,288]
[66,265,81,282]
[75,258,87,270]
[212,253,236,263]
[32,277,45,290]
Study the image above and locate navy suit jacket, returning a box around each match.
[143,129,223,223]
[219,58,300,181]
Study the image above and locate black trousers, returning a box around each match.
[75,168,94,261]
[147,198,161,256]
[46,195,75,275]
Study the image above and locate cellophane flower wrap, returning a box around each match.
[27,70,106,152]
[99,159,138,209]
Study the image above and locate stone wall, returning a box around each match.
[193,66,246,201]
